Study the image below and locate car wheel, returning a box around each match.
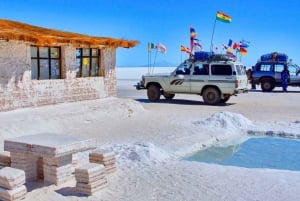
[163,92,175,100]
[147,85,161,102]
[202,87,221,105]
[220,94,230,103]
[261,78,275,92]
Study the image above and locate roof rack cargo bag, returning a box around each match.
[260,52,288,62]
[194,51,214,61]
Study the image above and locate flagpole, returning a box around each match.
[210,19,217,52]
[152,49,158,74]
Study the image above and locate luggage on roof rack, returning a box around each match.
[260,52,288,62]
[194,51,214,61]
[209,54,235,62]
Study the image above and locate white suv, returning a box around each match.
[136,54,248,105]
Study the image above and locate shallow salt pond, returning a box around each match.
[184,137,300,171]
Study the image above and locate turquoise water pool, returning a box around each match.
[185,137,300,171]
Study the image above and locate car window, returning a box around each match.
[235,65,246,75]
[211,64,232,75]
[176,63,191,75]
[258,63,273,72]
[274,64,285,73]
[193,63,209,75]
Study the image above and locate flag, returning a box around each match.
[148,43,155,51]
[226,47,236,58]
[190,25,197,52]
[232,42,240,50]
[190,25,197,38]
[193,38,203,50]
[228,39,233,47]
[156,43,167,54]
[239,47,248,55]
[240,40,250,48]
[216,11,231,23]
[180,45,192,54]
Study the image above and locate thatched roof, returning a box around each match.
[0,19,138,48]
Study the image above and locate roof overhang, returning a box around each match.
[0,19,138,48]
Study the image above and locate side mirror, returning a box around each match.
[177,74,184,79]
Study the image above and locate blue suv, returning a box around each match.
[252,53,300,92]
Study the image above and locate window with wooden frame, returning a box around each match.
[30,46,61,80]
[76,48,102,77]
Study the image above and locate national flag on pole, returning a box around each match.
[216,11,231,23]
[156,43,167,54]
[148,43,155,51]
[190,25,197,52]
[193,38,203,50]
[180,45,192,54]
[239,47,248,55]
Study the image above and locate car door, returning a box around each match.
[168,62,191,93]
[190,62,209,93]
[288,64,300,84]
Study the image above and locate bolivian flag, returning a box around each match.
[216,11,231,23]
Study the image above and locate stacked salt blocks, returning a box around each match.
[43,154,74,185]
[89,150,116,174]
[0,151,11,168]
[10,152,39,182]
[0,167,27,201]
[75,163,107,196]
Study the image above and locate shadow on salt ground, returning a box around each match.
[25,181,50,192]
[55,187,87,197]
[249,89,300,93]
[135,98,235,107]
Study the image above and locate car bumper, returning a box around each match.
[135,81,146,90]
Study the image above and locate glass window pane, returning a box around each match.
[31,59,38,79]
[82,48,90,56]
[39,47,49,58]
[82,58,90,77]
[76,58,81,77]
[92,49,98,56]
[76,49,81,57]
[51,47,59,58]
[91,58,99,76]
[30,46,37,57]
[40,59,50,79]
[51,60,60,79]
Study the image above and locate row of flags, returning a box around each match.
[180,11,250,59]
[148,42,167,54]
[148,11,249,64]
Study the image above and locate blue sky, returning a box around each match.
[1,0,299,67]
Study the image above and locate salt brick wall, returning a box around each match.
[0,40,117,111]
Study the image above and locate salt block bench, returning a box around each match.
[75,163,107,196]
[4,133,97,185]
[0,167,27,201]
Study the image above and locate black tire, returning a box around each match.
[147,85,161,102]
[261,78,275,92]
[202,87,221,105]
[220,95,230,103]
[163,92,175,100]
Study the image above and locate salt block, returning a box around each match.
[89,150,115,161]
[4,133,97,158]
[0,152,11,166]
[75,163,106,177]
[76,179,107,196]
[0,167,25,190]
[0,185,26,201]
[43,155,72,167]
